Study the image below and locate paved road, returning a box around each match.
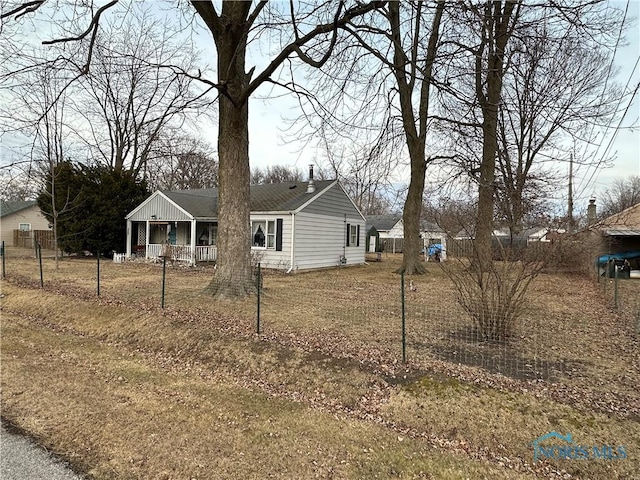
[1,425,84,480]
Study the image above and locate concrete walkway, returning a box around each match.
[0,425,84,480]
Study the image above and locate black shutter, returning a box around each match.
[346,223,351,246]
[276,218,283,251]
[356,224,360,247]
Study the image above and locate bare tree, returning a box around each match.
[147,133,218,191]
[295,1,445,274]
[250,164,303,185]
[464,1,521,269]
[317,122,400,216]
[494,13,622,237]
[24,67,81,268]
[71,6,204,178]
[599,176,640,219]
[189,1,385,297]
[437,1,625,263]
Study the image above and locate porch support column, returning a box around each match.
[126,219,132,258]
[145,221,151,260]
[190,218,197,265]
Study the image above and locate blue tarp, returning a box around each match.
[427,244,444,257]
[597,250,640,264]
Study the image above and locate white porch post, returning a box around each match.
[190,218,197,265]
[126,219,132,258]
[145,221,151,260]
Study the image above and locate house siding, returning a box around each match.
[293,212,364,270]
[302,183,362,218]
[385,222,404,238]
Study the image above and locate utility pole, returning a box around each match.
[567,151,575,234]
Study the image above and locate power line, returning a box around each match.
[574,0,632,197]
[577,59,640,199]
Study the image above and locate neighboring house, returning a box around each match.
[366,214,447,258]
[0,200,51,247]
[125,179,366,271]
[584,201,640,270]
[453,226,550,244]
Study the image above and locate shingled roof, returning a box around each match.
[366,214,402,232]
[1,200,37,218]
[162,180,336,217]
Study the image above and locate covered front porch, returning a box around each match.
[126,219,218,264]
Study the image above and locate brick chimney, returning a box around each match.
[587,196,597,226]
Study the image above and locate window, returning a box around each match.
[267,220,275,249]
[19,223,31,231]
[251,220,275,249]
[346,223,360,247]
[350,224,357,246]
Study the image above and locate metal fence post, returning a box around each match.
[256,263,261,334]
[1,240,5,279]
[97,251,101,297]
[38,243,43,288]
[401,272,406,363]
[161,255,167,308]
[614,264,619,309]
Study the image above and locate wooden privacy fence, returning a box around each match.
[12,230,54,250]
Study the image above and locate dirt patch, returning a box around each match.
[428,342,588,382]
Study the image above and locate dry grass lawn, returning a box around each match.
[1,247,638,479]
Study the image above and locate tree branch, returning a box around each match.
[245,1,386,103]
[39,0,119,74]
[1,0,45,20]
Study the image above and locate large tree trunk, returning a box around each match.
[475,109,499,268]
[398,139,427,275]
[205,4,254,298]
[473,1,518,270]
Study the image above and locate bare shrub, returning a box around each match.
[443,245,544,342]
[544,234,601,275]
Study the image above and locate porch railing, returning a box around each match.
[146,244,217,263]
[195,245,217,262]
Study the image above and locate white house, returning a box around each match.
[366,214,447,258]
[125,179,366,271]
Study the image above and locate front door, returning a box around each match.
[168,225,177,245]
